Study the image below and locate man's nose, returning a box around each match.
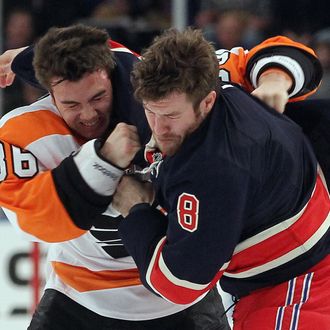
[80,103,97,120]
[153,116,169,135]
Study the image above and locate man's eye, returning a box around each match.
[167,114,180,119]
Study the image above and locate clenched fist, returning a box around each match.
[251,69,292,114]
[100,122,141,169]
[112,176,155,217]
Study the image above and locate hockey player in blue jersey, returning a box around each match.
[111,28,330,329]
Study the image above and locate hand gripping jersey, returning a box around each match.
[214,35,322,101]
[0,39,322,318]
[119,84,330,305]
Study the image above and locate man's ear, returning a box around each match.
[202,90,217,115]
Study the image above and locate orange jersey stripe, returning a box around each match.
[52,261,141,292]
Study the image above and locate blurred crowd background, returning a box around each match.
[1,0,330,116]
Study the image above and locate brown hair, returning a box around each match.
[33,24,116,90]
[131,27,219,109]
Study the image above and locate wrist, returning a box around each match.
[73,139,124,196]
[258,68,292,91]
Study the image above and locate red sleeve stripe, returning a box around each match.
[108,40,140,57]
[145,237,227,304]
[318,165,330,197]
[225,174,330,278]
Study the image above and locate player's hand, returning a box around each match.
[0,47,27,88]
[112,176,155,217]
[251,70,292,113]
[100,123,141,169]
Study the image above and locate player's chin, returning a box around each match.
[80,124,107,140]
[159,142,181,156]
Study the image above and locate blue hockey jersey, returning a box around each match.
[119,84,330,304]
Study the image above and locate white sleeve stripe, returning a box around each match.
[73,139,123,196]
[250,55,305,97]
[111,47,133,54]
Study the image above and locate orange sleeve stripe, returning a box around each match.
[52,261,141,292]
[289,88,318,103]
[0,110,86,242]
[1,139,85,242]
[1,171,86,242]
[237,35,319,95]
[246,35,318,63]
[1,110,73,148]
